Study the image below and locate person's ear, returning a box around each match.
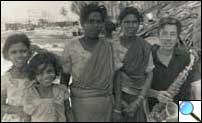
[7,50,13,61]
[7,56,11,61]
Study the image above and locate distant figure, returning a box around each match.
[104,20,116,38]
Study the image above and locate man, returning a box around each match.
[148,17,197,121]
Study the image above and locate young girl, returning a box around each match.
[1,33,32,122]
[23,52,70,122]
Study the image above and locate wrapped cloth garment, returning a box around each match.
[23,81,69,122]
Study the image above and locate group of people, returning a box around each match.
[1,3,201,122]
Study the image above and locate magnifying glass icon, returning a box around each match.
[179,101,201,122]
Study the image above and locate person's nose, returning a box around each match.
[16,51,24,59]
[93,22,101,28]
[165,35,172,41]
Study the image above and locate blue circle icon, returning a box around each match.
[179,101,194,115]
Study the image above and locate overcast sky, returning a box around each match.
[1,1,79,23]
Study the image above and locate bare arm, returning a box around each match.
[130,53,154,106]
[113,71,122,111]
[130,71,153,106]
[147,88,160,98]
[64,99,74,122]
[61,40,72,87]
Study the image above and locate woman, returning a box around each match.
[1,34,32,122]
[112,7,155,122]
[62,3,114,122]
[23,52,69,122]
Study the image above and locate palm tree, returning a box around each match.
[70,1,102,16]
[71,1,80,16]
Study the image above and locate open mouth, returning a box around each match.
[43,80,53,86]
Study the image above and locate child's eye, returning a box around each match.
[11,50,17,54]
[20,49,28,53]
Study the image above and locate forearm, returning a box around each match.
[147,89,159,98]
[130,71,153,106]
[64,99,75,122]
[113,72,122,111]
[141,71,153,96]
[64,99,71,111]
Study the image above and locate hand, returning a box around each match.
[157,91,173,103]
[190,49,199,62]
[122,100,129,109]
[166,116,178,122]
[123,101,139,117]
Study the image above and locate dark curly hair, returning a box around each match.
[158,17,183,44]
[3,33,31,60]
[80,3,107,26]
[27,52,61,81]
[118,7,142,24]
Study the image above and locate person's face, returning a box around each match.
[121,14,139,37]
[36,64,56,87]
[83,12,104,38]
[159,24,178,50]
[8,42,30,69]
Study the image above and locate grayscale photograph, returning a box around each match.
[1,1,201,122]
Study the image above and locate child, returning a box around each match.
[1,33,31,122]
[23,52,70,122]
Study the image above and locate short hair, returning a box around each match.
[27,52,61,81]
[159,17,182,35]
[3,33,31,60]
[80,3,107,26]
[118,7,142,24]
